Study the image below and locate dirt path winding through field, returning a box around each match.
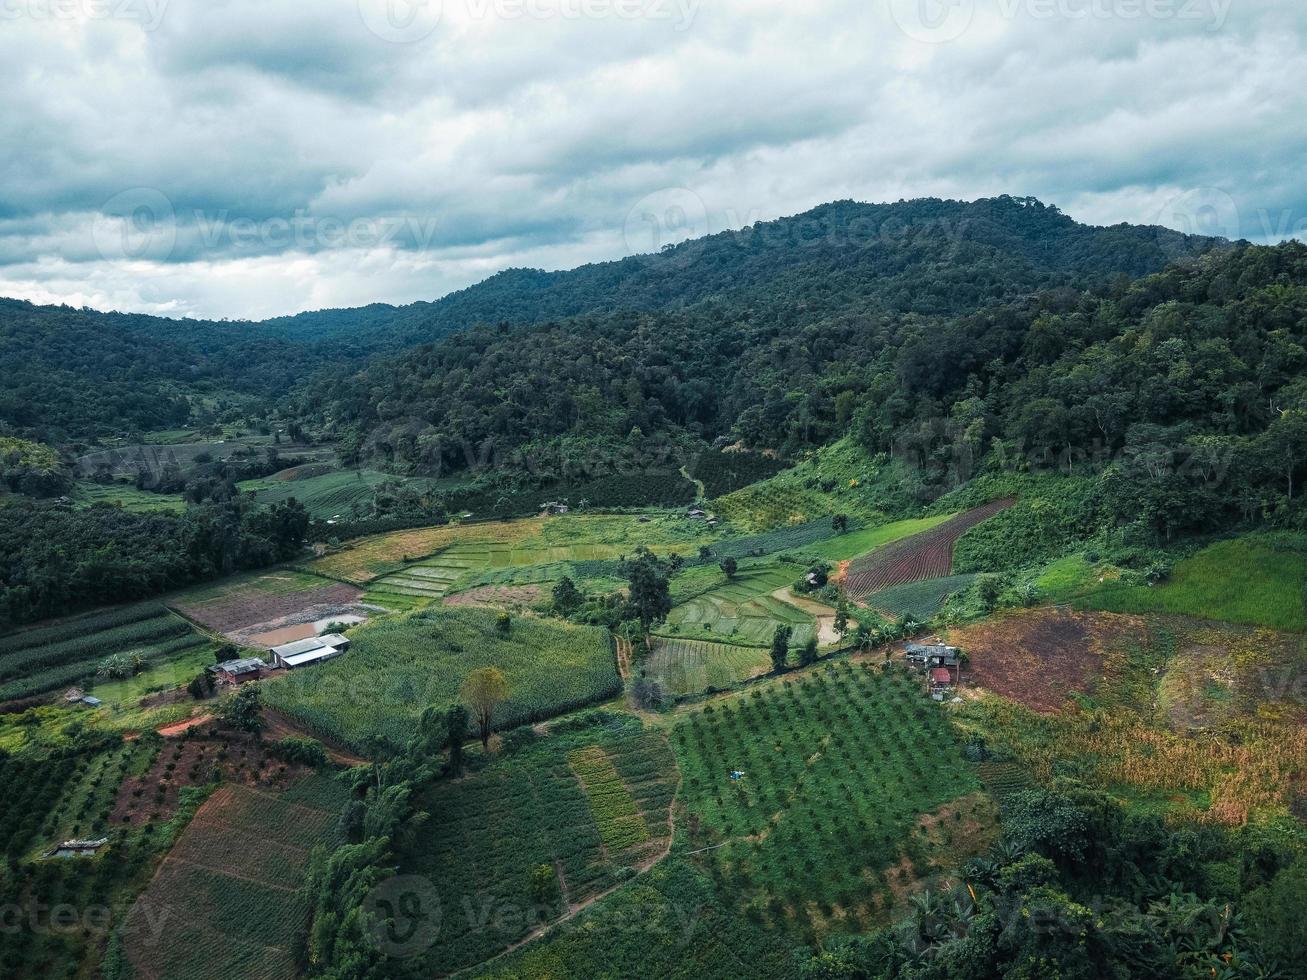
[770,588,840,645]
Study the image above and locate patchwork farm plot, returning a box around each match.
[645,638,772,696]
[262,607,622,750]
[306,520,545,583]
[0,602,209,703]
[394,722,677,976]
[657,564,818,648]
[672,662,985,931]
[170,570,369,645]
[124,777,348,980]
[843,499,1014,603]
[238,467,446,520]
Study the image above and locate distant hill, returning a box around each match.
[0,196,1224,442]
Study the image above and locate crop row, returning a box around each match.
[0,600,167,655]
[568,745,649,854]
[0,608,191,682]
[0,631,208,702]
[845,499,1013,601]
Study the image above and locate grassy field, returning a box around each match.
[0,602,210,703]
[672,662,988,932]
[644,638,773,696]
[1083,536,1307,632]
[394,719,677,975]
[262,607,622,750]
[72,480,187,513]
[124,776,348,980]
[657,563,817,648]
[307,521,547,583]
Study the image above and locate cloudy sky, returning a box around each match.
[0,0,1303,320]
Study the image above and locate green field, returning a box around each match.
[866,573,980,620]
[657,563,816,647]
[645,638,772,696]
[124,776,349,980]
[72,480,187,513]
[0,603,210,703]
[671,662,985,931]
[239,467,448,520]
[1083,536,1307,632]
[262,607,622,750]
[801,514,952,562]
[394,719,677,975]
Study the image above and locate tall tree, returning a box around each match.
[461,668,509,750]
[445,704,469,775]
[770,625,792,674]
[623,547,673,643]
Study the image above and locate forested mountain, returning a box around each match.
[0,196,1219,443]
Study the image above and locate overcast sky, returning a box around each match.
[0,0,1303,320]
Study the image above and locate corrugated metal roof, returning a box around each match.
[281,647,340,668]
[272,637,330,657]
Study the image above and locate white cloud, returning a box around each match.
[0,0,1303,318]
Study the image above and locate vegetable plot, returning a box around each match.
[844,499,1013,603]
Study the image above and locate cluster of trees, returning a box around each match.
[0,496,308,627]
[806,780,1306,978]
[0,437,71,497]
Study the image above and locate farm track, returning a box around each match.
[844,499,1014,603]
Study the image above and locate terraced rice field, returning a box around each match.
[123,776,348,980]
[657,565,816,648]
[844,499,1014,603]
[645,638,772,696]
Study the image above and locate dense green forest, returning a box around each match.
[0,197,1213,444]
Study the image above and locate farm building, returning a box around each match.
[905,643,961,671]
[928,667,954,701]
[209,657,267,684]
[272,633,351,669]
[63,687,102,707]
[48,837,108,858]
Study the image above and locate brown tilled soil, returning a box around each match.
[175,581,364,635]
[947,607,1148,713]
[111,730,309,827]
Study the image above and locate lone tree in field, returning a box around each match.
[832,514,849,534]
[552,576,583,616]
[623,547,673,644]
[462,668,509,749]
[834,598,850,641]
[719,556,738,579]
[220,683,264,735]
[445,704,469,775]
[770,625,792,674]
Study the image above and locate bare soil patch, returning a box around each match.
[947,607,1148,713]
[263,707,368,766]
[111,728,309,827]
[175,578,368,644]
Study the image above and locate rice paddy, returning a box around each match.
[656,564,817,648]
[644,638,772,696]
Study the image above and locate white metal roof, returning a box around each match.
[281,647,340,668]
[271,637,330,658]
